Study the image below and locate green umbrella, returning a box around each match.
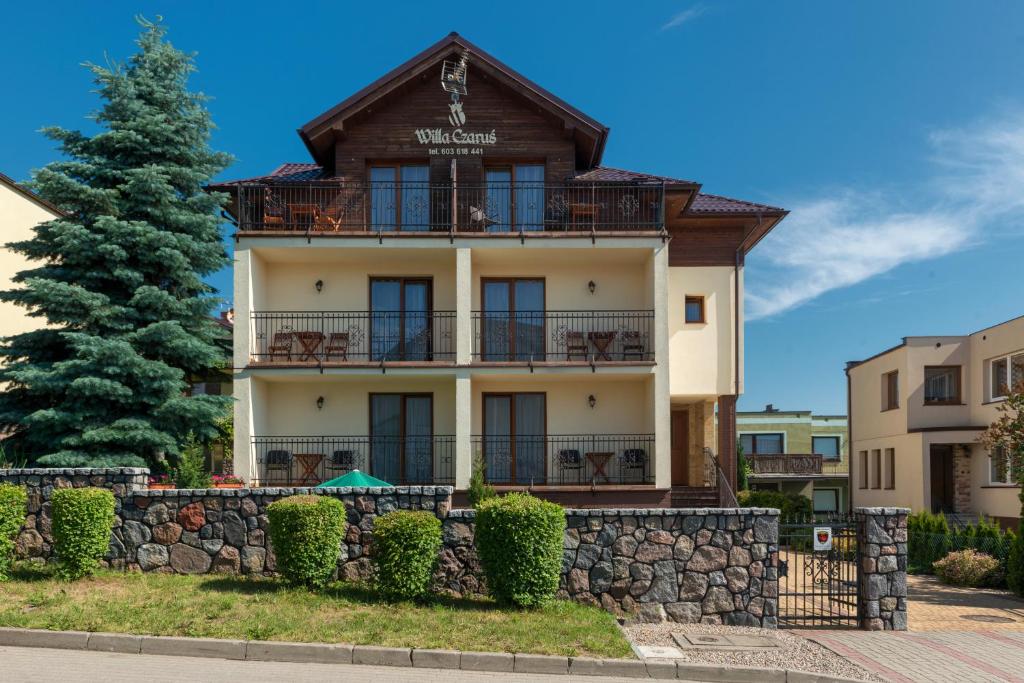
[316,469,393,488]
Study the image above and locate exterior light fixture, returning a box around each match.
[588,280,596,294]
[588,394,597,409]
[315,279,324,293]
[316,396,325,411]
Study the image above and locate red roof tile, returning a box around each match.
[211,163,325,187]
[572,166,696,185]
[689,193,786,214]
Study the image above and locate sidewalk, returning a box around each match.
[807,630,1024,683]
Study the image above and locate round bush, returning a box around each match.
[475,493,565,607]
[267,495,346,587]
[933,548,1001,587]
[51,487,115,580]
[372,510,442,601]
[737,489,812,520]
[0,484,28,580]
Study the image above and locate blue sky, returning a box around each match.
[3,1,1023,413]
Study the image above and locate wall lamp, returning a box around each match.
[588,394,597,409]
[588,280,596,294]
[316,396,325,411]
[315,279,324,293]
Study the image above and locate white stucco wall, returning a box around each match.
[0,181,61,339]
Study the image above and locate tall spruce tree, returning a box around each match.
[0,18,232,468]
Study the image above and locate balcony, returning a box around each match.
[748,454,848,477]
[235,181,665,234]
[249,311,456,365]
[471,434,655,486]
[472,310,654,363]
[252,435,455,486]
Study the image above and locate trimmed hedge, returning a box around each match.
[51,487,115,580]
[372,510,442,600]
[1009,531,1024,597]
[267,495,346,587]
[0,484,28,580]
[475,493,565,607]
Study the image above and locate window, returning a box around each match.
[882,370,899,410]
[812,436,841,459]
[484,164,545,232]
[884,448,895,489]
[858,451,868,489]
[369,164,430,231]
[813,488,839,513]
[988,351,1024,401]
[924,366,961,405]
[685,296,705,323]
[739,433,784,454]
[989,445,1019,486]
[871,449,882,489]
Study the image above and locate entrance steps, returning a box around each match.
[670,486,720,508]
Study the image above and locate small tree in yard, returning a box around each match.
[0,17,232,467]
[979,381,1024,595]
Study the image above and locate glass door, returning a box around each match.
[370,278,432,361]
[370,394,433,484]
[370,164,429,231]
[484,164,545,232]
[483,393,545,484]
[481,279,544,361]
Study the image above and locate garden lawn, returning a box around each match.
[0,566,632,658]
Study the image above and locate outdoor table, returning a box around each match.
[587,331,617,361]
[294,453,324,485]
[586,452,613,484]
[289,203,320,226]
[293,331,325,361]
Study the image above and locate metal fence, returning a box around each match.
[777,512,860,628]
[252,435,455,486]
[250,311,456,363]
[470,433,655,486]
[472,310,654,362]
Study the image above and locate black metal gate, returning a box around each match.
[777,513,859,628]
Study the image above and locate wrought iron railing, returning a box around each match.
[250,311,456,363]
[252,435,455,486]
[749,454,833,476]
[235,181,665,233]
[471,434,655,486]
[472,310,654,362]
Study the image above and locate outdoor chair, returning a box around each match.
[268,332,293,361]
[557,449,583,483]
[324,332,350,361]
[263,449,292,484]
[621,331,646,360]
[326,450,356,472]
[619,448,647,482]
[262,188,285,227]
[566,331,588,361]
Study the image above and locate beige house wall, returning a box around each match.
[667,265,736,399]
[0,181,61,339]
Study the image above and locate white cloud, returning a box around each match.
[661,5,706,31]
[746,111,1024,320]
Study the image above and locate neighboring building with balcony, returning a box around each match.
[737,405,849,513]
[847,315,1023,529]
[215,33,788,506]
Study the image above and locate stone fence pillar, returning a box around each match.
[855,507,908,630]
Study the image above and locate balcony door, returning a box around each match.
[484,164,545,232]
[370,278,432,361]
[481,278,544,361]
[370,164,430,231]
[483,393,546,484]
[370,394,433,484]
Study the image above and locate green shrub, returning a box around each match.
[475,492,565,607]
[933,549,1001,587]
[267,495,346,588]
[173,433,212,489]
[466,454,496,508]
[1008,530,1024,597]
[0,484,28,580]
[51,487,115,580]
[372,510,442,600]
[737,489,812,519]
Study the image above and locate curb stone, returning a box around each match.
[0,627,871,681]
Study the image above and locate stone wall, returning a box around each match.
[856,507,909,631]
[441,507,780,627]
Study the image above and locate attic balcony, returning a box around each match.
[233,180,665,235]
[747,454,849,478]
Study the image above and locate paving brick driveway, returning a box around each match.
[906,574,1024,631]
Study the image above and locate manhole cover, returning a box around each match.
[675,633,780,650]
[961,614,1016,624]
[682,634,731,646]
[636,645,684,659]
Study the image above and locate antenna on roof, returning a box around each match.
[441,49,471,98]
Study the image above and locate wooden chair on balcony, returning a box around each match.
[263,450,292,484]
[621,331,645,360]
[262,189,286,227]
[268,332,293,361]
[557,449,583,483]
[566,331,588,361]
[324,332,350,362]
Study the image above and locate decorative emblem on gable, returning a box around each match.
[414,48,496,153]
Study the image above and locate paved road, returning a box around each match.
[0,646,677,683]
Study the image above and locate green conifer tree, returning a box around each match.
[0,17,232,467]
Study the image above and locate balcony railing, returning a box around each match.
[472,310,654,362]
[250,311,456,364]
[471,434,655,486]
[748,454,847,476]
[252,435,455,486]
[235,181,665,233]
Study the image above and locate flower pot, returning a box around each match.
[148,483,175,491]
[213,482,244,489]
